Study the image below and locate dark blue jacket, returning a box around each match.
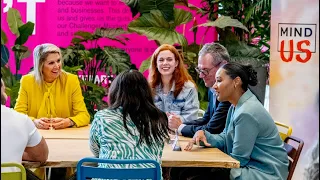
[180,89,231,137]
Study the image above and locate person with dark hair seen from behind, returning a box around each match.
[184,62,289,180]
[89,70,170,176]
[168,42,231,137]
[1,77,49,180]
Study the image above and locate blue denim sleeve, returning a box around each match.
[179,86,199,123]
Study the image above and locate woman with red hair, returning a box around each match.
[148,44,199,125]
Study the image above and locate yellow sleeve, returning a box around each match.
[14,75,36,120]
[69,76,90,127]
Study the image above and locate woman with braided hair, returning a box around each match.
[184,62,289,180]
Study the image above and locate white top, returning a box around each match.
[1,105,42,164]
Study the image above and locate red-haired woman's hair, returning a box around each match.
[148,44,196,98]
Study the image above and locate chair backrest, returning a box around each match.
[275,121,293,141]
[76,157,161,180]
[283,136,304,180]
[1,162,26,180]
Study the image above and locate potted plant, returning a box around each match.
[195,0,271,104]
[1,8,34,107]
[61,28,132,121]
[122,0,211,109]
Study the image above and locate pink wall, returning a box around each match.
[1,0,217,74]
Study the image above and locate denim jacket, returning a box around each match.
[154,81,199,123]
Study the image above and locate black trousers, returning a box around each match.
[170,167,230,180]
[26,168,73,180]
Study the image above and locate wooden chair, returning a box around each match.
[283,136,304,180]
[1,162,27,180]
[275,121,293,141]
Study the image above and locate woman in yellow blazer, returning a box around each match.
[15,43,90,129]
[14,43,89,179]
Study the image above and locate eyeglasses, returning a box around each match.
[195,61,222,76]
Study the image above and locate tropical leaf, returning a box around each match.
[225,41,268,67]
[1,29,8,45]
[94,28,129,45]
[15,22,35,45]
[64,65,82,74]
[139,0,174,21]
[122,0,174,21]
[74,31,94,40]
[7,8,24,36]
[101,46,131,74]
[195,16,249,32]
[188,3,204,12]
[20,49,31,59]
[128,9,192,47]
[253,0,271,15]
[121,0,140,17]
[139,56,151,73]
[174,0,188,6]
[1,45,9,66]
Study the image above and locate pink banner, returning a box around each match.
[1,0,216,74]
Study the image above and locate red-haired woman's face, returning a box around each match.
[156,50,178,77]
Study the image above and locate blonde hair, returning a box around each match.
[31,43,65,85]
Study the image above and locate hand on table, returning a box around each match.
[184,130,211,151]
[42,117,73,129]
[34,118,51,129]
[167,112,183,131]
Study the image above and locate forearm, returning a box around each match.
[204,130,226,151]
[22,152,32,161]
[69,112,90,127]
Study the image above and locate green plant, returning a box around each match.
[123,0,209,109]
[61,28,132,121]
[1,8,34,107]
[197,0,271,66]
[194,0,271,104]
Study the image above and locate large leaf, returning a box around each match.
[196,16,249,32]
[101,46,131,74]
[94,28,129,45]
[121,0,140,17]
[7,8,24,36]
[128,9,192,47]
[122,0,174,21]
[139,56,151,73]
[12,45,29,71]
[1,45,9,66]
[225,41,268,67]
[63,65,83,74]
[139,0,174,21]
[15,22,35,45]
[1,29,8,45]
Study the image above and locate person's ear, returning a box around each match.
[234,77,241,88]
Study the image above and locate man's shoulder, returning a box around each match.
[1,105,30,122]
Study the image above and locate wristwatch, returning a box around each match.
[69,119,75,127]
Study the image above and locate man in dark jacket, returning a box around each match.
[168,42,231,137]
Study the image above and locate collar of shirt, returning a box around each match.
[156,81,176,94]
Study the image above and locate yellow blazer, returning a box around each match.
[14,72,90,127]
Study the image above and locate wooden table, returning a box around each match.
[25,126,239,169]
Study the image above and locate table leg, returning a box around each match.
[162,167,171,180]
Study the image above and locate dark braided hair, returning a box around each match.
[221,62,258,91]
